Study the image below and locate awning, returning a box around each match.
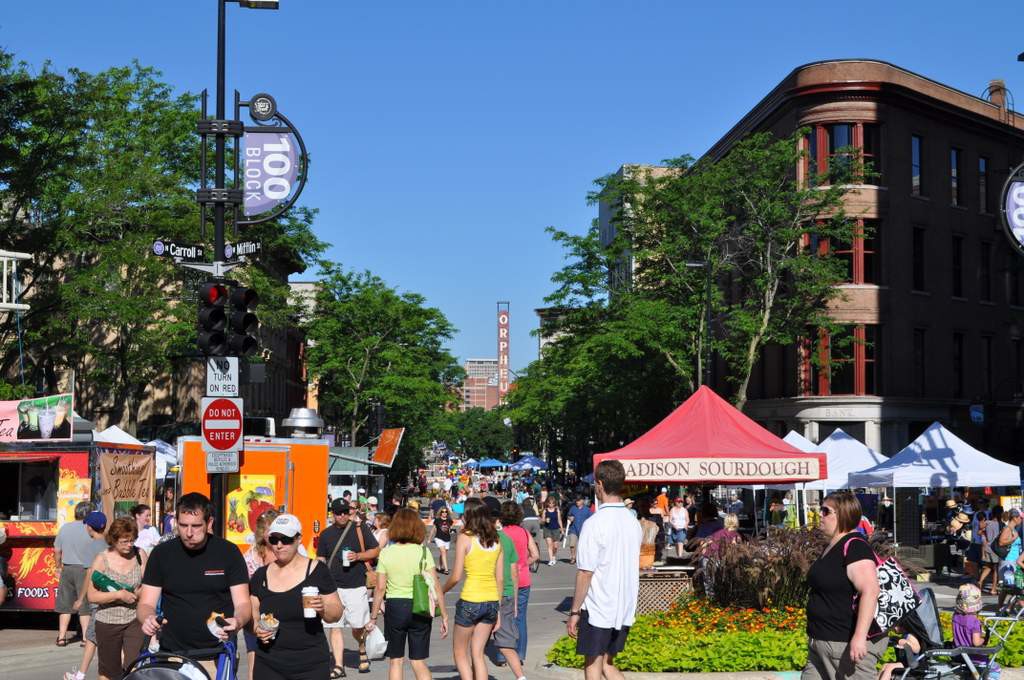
[0,453,62,463]
[593,386,827,485]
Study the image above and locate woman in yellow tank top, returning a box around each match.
[443,498,503,680]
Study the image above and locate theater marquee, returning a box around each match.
[616,455,826,484]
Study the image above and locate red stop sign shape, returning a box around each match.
[202,397,243,451]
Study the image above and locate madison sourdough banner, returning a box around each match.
[617,455,826,484]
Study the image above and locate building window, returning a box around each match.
[911,135,923,196]
[863,124,882,184]
[1011,264,1023,306]
[818,219,880,284]
[912,227,926,291]
[980,242,992,302]
[1014,337,1024,396]
[981,335,993,397]
[950,148,962,207]
[802,122,881,186]
[979,156,990,213]
[953,332,964,398]
[913,329,926,397]
[952,235,964,298]
[802,324,880,396]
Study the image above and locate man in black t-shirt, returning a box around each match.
[317,498,380,676]
[138,493,250,664]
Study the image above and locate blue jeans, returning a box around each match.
[495,586,531,663]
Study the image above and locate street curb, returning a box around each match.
[529,659,1024,680]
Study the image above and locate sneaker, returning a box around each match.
[63,670,85,680]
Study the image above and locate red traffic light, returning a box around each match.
[200,282,228,306]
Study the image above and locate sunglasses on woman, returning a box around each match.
[820,506,834,517]
[268,534,296,545]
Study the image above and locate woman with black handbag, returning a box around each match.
[367,508,448,680]
[996,509,1022,612]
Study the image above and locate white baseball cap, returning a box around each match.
[358,487,366,494]
[368,496,378,506]
[268,513,301,538]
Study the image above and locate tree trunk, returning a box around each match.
[733,278,778,411]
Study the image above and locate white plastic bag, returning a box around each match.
[365,625,387,660]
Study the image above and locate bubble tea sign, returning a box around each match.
[2,393,74,442]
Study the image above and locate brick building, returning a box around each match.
[460,358,500,411]
[702,59,1024,459]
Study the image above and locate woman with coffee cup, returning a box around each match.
[250,514,342,680]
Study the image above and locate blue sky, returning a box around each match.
[3,1,1023,372]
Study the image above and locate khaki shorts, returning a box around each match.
[55,565,90,615]
[802,636,888,680]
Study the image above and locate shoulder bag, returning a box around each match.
[356,524,377,590]
[412,546,440,618]
[993,524,1014,560]
[844,536,918,634]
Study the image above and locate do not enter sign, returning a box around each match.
[201,397,244,454]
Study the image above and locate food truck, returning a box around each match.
[178,435,330,555]
[0,407,156,611]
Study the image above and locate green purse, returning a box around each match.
[412,546,439,618]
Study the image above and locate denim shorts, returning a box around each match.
[454,599,498,627]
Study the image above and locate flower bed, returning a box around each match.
[546,598,1024,673]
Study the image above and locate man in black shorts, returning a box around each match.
[567,461,641,680]
[138,493,250,672]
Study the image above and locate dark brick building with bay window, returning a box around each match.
[701,59,1024,460]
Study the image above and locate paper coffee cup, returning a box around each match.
[301,586,318,618]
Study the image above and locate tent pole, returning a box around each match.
[800,483,807,527]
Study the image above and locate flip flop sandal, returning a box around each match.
[358,649,370,673]
[330,665,346,679]
[55,637,68,647]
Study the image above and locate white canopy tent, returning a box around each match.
[811,428,887,491]
[848,422,1021,488]
[783,430,817,453]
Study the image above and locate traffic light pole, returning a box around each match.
[208,0,230,538]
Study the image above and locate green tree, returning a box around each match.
[305,263,461,488]
[0,54,325,433]
[436,407,513,459]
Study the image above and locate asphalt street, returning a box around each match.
[0,544,578,680]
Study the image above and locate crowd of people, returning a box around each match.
[40,460,648,680]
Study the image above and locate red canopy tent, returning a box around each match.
[592,386,827,485]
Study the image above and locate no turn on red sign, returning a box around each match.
[201,397,244,456]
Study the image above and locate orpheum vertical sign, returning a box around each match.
[497,304,511,399]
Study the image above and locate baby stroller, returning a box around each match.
[892,588,1012,680]
[123,641,238,680]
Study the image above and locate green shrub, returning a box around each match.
[547,601,1024,672]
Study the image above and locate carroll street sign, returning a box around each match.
[152,240,206,262]
[1001,162,1024,256]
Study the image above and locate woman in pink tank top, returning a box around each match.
[497,500,539,670]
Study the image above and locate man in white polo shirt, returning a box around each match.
[567,460,642,680]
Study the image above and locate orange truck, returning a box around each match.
[178,436,330,555]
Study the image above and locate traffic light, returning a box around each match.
[226,286,259,356]
[197,282,228,356]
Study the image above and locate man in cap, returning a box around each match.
[61,511,108,680]
[318,498,380,676]
[365,497,378,522]
[54,502,106,647]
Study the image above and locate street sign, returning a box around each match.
[201,396,244,455]
[206,357,239,397]
[152,240,207,262]
[223,240,262,260]
[242,132,300,216]
[206,450,240,473]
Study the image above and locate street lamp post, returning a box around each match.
[685,260,712,388]
[206,0,278,536]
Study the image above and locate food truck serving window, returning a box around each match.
[0,455,59,521]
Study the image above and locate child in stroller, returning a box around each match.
[880,586,1006,680]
